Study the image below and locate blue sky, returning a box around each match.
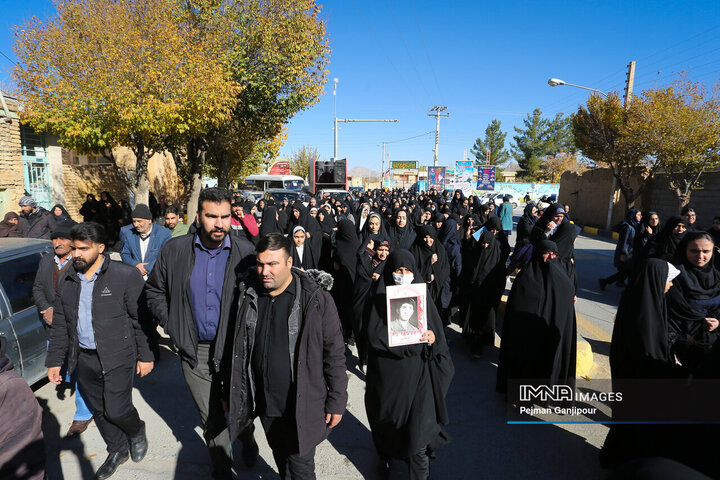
[2,0,719,173]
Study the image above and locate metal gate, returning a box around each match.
[20,126,52,210]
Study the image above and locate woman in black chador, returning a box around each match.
[531,203,577,286]
[642,215,688,263]
[364,249,454,480]
[459,230,506,357]
[331,219,361,343]
[410,225,450,308]
[496,240,576,396]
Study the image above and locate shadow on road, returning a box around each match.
[39,396,96,480]
[436,328,604,480]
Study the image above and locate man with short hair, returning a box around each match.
[17,195,55,239]
[46,222,153,479]
[145,187,257,479]
[119,204,172,279]
[164,206,190,237]
[227,233,348,480]
[32,220,94,438]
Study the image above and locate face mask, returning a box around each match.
[392,272,414,285]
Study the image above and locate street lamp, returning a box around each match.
[547,78,607,97]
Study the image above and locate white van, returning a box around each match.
[243,174,305,192]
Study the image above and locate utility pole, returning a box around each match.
[428,105,449,167]
[381,142,386,186]
[623,61,636,106]
[605,60,637,230]
[333,78,338,160]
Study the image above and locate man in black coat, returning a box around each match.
[145,187,257,479]
[46,222,154,480]
[227,233,348,480]
[32,219,95,438]
[17,195,55,239]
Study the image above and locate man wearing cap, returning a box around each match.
[119,204,172,280]
[17,195,55,239]
[32,220,95,438]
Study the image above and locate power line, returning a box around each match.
[383,130,434,144]
[0,50,17,66]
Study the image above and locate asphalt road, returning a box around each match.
[34,208,623,479]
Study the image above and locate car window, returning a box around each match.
[0,253,42,313]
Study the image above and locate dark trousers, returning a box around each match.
[408,447,430,480]
[181,343,254,474]
[260,415,316,480]
[76,350,142,454]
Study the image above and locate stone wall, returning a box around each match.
[0,105,26,218]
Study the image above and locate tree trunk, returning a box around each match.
[218,148,229,189]
[130,139,150,206]
[676,189,690,214]
[185,139,203,225]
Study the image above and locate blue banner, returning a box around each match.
[476,166,496,191]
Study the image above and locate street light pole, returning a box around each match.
[547,78,607,97]
[333,78,338,160]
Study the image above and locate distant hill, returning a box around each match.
[348,166,381,177]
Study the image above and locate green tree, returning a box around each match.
[470,119,509,166]
[14,0,240,204]
[511,109,551,179]
[290,145,319,178]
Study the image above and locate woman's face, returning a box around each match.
[100,192,108,201]
[552,213,564,224]
[369,216,381,233]
[53,207,62,216]
[649,214,659,227]
[672,222,687,235]
[531,207,538,216]
[396,212,407,228]
[686,238,713,268]
[635,211,642,222]
[398,302,414,321]
[8,217,18,225]
[293,209,300,220]
[685,211,696,224]
[424,235,434,247]
[293,231,306,246]
[309,209,317,218]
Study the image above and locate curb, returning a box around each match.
[580,225,619,241]
[498,295,595,377]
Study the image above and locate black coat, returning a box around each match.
[45,256,154,374]
[145,233,255,370]
[496,251,577,394]
[364,251,454,459]
[228,268,348,455]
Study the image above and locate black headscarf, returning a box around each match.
[0,212,19,238]
[410,225,450,303]
[610,259,675,380]
[645,216,688,263]
[496,240,576,394]
[334,219,361,279]
[364,248,453,458]
[259,206,282,237]
[52,204,72,222]
[388,210,416,250]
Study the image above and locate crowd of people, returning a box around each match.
[2,184,720,479]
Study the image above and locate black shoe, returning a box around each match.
[95,451,129,480]
[242,436,259,468]
[598,278,607,291]
[128,422,148,463]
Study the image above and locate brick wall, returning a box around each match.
[0,111,26,217]
[646,171,720,229]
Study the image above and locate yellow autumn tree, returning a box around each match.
[13,0,241,203]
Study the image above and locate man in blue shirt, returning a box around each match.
[46,222,154,480]
[146,188,256,479]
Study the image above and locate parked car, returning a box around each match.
[318,189,350,199]
[263,188,304,204]
[0,238,53,385]
[480,192,517,208]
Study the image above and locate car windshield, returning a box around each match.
[271,192,299,202]
[283,179,305,191]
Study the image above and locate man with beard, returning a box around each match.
[46,222,153,479]
[17,195,55,239]
[145,188,257,479]
[164,206,190,237]
[33,220,94,438]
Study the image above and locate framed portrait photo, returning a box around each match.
[386,283,428,347]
